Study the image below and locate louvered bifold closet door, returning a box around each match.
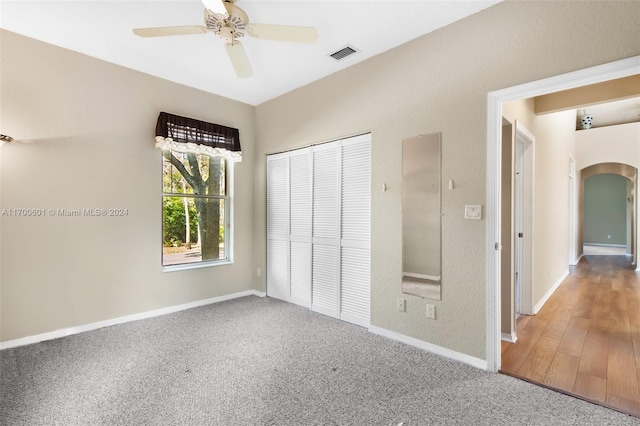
[311,142,341,318]
[266,153,290,302]
[340,135,371,327]
[289,148,312,308]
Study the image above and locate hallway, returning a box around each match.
[501,255,640,417]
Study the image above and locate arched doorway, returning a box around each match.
[580,162,637,266]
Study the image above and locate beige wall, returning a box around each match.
[502,98,536,131]
[2,1,639,360]
[575,122,640,170]
[254,1,640,359]
[0,30,257,342]
[530,110,577,305]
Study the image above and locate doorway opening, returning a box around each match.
[581,163,637,260]
[486,55,640,372]
[487,55,640,415]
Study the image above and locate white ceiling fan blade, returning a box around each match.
[201,0,228,17]
[133,26,209,37]
[247,24,318,43]
[225,41,253,78]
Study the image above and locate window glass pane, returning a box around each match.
[163,161,184,194]
[162,196,226,266]
[203,156,226,196]
[162,151,226,196]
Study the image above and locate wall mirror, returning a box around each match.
[402,132,442,300]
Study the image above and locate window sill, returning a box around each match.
[163,259,233,273]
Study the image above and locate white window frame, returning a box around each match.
[162,155,234,272]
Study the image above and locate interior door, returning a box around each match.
[289,148,312,308]
[339,134,371,327]
[311,142,341,318]
[266,135,371,327]
[514,121,534,316]
[266,153,290,301]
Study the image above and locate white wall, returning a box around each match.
[254,1,640,359]
[0,30,257,342]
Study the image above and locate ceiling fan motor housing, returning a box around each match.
[205,4,248,43]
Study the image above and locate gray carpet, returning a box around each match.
[1,296,638,425]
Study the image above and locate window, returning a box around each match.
[155,112,241,269]
[162,152,229,266]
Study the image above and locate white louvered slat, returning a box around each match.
[267,135,370,328]
[267,153,290,302]
[290,148,312,239]
[312,244,339,318]
[267,239,289,301]
[267,154,289,237]
[289,148,312,307]
[313,145,339,240]
[341,137,371,242]
[312,142,340,318]
[290,242,312,308]
[340,246,371,327]
[340,134,371,326]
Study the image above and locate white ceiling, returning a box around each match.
[0,0,501,106]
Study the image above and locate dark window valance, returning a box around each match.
[154,112,242,161]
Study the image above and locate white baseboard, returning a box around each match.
[533,270,569,314]
[569,253,583,266]
[368,326,487,371]
[0,289,265,350]
[501,332,517,343]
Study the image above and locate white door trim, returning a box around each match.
[486,55,640,373]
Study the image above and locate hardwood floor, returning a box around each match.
[501,255,640,418]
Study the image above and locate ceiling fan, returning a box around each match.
[133,0,318,78]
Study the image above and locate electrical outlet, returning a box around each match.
[256,268,262,277]
[426,304,436,320]
[397,298,406,312]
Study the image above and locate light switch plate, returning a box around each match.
[464,205,482,220]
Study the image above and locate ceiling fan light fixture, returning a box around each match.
[133,1,318,79]
[219,26,235,44]
[205,5,248,39]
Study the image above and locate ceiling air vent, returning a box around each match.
[329,45,359,61]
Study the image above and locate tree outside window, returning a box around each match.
[162,151,228,266]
